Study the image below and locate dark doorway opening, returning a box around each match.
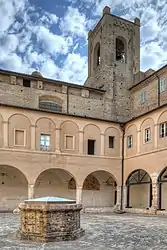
[88,139,95,155]
[23,79,31,87]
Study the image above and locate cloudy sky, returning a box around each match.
[0,0,166,85]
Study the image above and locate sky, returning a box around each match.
[0,0,166,85]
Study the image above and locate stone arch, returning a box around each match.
[158,166,167,210]
[83,124,101,155]
[39,95,63,112]
[35,117,56,151]
[0,165,28,211]
[157,110,167,124]
[116,36,127,63]
[104,127,121,156]
[8,113,31,148]
[82,170,117,207]
[60,120,79,153]
[126,169,152,209]
[93,42,100,69]
[34,168,77,200]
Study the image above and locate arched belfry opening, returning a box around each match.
[94,42,100,69]
[158,167,167,210]
[116,37,126,63]
[126,169,152,209]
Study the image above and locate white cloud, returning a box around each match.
[36,26,73,55]
[59,53,88,83]
[60,7,88,38]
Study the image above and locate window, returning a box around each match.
[116,38,126,63]
[23,79,30,87]
[140,90,146,104]
[109,136,114,148]
[94,42,100,69]
[160,122,167,138]
[145,128,151,143]
[40,134,50,151]
[127,135,133,148]
[65,135,74,150]
[39,101,62,112]
[160,78,166,93]
[88,139,95,155]
[14,129,25,146]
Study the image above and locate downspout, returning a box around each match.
[120,123,125,212]
[156,74,160,107]
[67,86,69,113]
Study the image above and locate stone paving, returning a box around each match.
[0,212,167,249]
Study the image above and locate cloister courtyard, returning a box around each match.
[1,212,167,249]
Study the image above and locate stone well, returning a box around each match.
[18,197,85,242]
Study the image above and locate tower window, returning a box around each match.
[23,79,31,87]
[94,42,100,69]
[116,38,126,63]
[88,139,95,155]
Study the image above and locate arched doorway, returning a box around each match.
[158,167,167,210]
[126,169,152,209]
[82,171,117,207]
[34,169,76,200]
[0,165,28,211]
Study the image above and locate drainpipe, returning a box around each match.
[67,86,69,113]
[120,123,125,212]
[156,74,160,107]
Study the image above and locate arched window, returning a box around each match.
[94,42,100,69]
[116,37,126,63]
[39,101,62,112]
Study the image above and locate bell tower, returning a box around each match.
[85,6,140,122]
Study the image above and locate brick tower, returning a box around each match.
[84,6,140,122]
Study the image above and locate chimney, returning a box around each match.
[103,6,111,15]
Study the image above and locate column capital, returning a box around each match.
[79,130,84,134]
[2,121,9,124]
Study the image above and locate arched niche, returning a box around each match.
[104,127,120,156]
[60,121,79,153]
[0,165,28,211]
[140,117,154,152]
[8,114,31,148]
[82,170,117,207]
[125,124,137,156]
[83,124,101,155]
[93,42,100,69]
[116,37,126,63]
[34,168,76,200]
[126,169,152,209]
[157,110,167,148]
[35,117,56,151]
[39,95,63,112]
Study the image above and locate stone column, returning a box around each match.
[115,185,121,210]
[3,121,8,148]
[100,133,105,156]
[123,185,128,208]
[31,125,36,150]
[151,173,159,211]
[137,129,141,154]
[76,186,83,204]
[28,184,35,200]
[55,128,60,153]
[154,124,158,149]
[79,131,84,154]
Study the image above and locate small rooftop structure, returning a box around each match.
[31,70,43,78]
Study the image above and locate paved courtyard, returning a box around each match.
[0,212,167,249]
